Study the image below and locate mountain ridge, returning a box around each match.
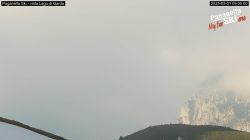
[119,124,249,140]
[179,91,250,132]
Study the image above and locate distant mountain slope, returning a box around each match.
[0,117,66,140]
[179,91,250,132]
[119,124,250,140]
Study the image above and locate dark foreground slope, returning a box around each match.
[119,124,250,140]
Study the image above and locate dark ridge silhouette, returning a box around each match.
[119,124,247,140]
[0,117,66,140]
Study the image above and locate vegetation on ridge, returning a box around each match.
[119,124,250,140]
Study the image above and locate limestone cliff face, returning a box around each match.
[179,90,250,132]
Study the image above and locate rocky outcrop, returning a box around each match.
[179,90,250,132]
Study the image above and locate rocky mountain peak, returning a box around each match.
[179,90,250,132]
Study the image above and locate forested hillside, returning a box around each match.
[119,124,249,140]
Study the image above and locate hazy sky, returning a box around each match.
[0,0,249,140]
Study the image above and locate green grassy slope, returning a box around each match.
[119,124,250,140]
[202,131,250,140]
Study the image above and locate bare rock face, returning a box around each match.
[179,89,250,132]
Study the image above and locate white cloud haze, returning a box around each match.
[0,0,249,140]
